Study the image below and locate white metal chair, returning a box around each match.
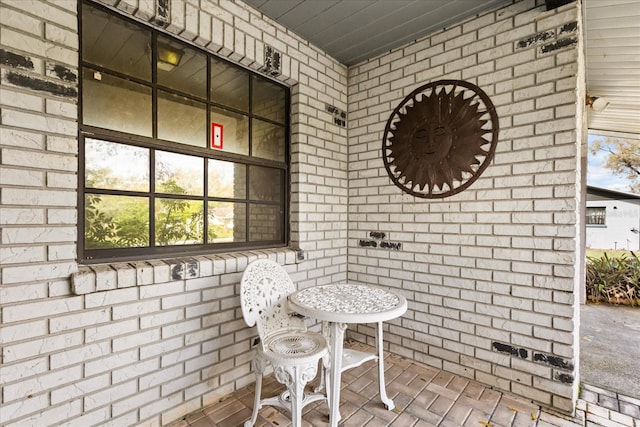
[240,259,328,427]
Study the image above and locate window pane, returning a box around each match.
[211,57,248,111]
[157,36,206,98]
[252,75,286,123]
[82,67,152,137]
[158,91,206,147]
[82,5,151,81]
[586,207,606,225]
[80,5,289,258]
[249,166,282,201]
[156,151,204,196]
[249,204,282,242]
[155,198,203,245]
[85,139,149,191]
[252,119,285,161]
[85,194,149,249]
[208,202,246,243]
[210,106,249,155]
[208,159,246,199]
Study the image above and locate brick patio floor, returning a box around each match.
[170,342,640,427]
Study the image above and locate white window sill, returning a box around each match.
[71,248,301,295]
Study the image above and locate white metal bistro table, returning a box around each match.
[288,283,407,427]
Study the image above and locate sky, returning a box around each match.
[586,133,635,193]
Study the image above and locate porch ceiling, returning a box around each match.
[242,0,640,135]
[584,0,640,136]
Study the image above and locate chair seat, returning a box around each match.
[264,331,328,366]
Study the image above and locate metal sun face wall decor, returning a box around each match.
[382,80,499,198]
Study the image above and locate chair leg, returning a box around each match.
[245,354,267,427]
[244,374,262,427]
[290,372,306,427]
[274,363,319,427]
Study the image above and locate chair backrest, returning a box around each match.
[240,259,300,348]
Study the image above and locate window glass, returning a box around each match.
[210,106,249,155]
[208,202,246,243]
[249,166,282,202]
[82,67,152,137]
[211,57,248,111]
[85,194,149,249]
[85,139,149,191]
[208,159,246,199]
[80,3,289,261]
[252,75,286,123]
[157,36,206,98]
[158,91,206,147]
[155,199,204,245]
[155,151,204,196]
[82,5,151,81]
[249,204,282,241]
[586,207,606,225]
[252,119,285,162]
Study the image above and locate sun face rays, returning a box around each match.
[382,80,498,198]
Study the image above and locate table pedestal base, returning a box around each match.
[325,322,395,427]
[326,322,346,427]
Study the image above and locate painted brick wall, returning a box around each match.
[0,0,347,425]
[0,0,586,424]
[346,0,585,414]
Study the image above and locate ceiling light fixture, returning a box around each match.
[586,95,610,112]
[157,43,183,71]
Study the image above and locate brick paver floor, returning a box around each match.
[170,342,640,427]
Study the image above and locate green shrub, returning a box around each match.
[585,251,640,306]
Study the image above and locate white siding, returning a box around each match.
[586,198,640,250]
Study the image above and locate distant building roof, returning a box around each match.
[587,185,640,201]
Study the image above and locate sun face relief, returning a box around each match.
[382,80,498,198]
[412,123,453,165]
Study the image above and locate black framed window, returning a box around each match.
[586,207,606,225]
[79,2,289,262]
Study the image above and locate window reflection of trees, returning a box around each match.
[81,3,288,259]
[84,143,249,248]
[84,194,149,249]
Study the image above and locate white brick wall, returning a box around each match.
[0,0,585,424]
[0,0,348,425]
[347,0,583,415]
